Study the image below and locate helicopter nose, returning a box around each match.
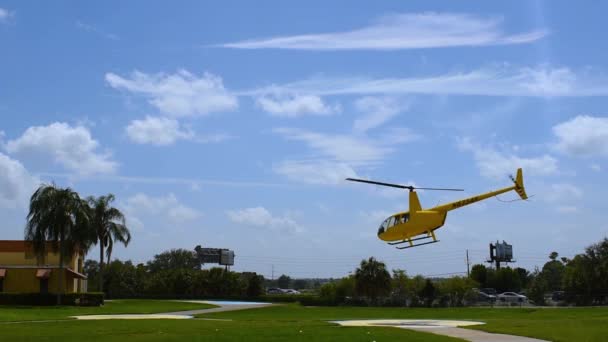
[377,226,385,236]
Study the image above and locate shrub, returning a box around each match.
[0,292,104,306]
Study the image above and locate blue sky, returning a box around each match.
[1,1,608,278]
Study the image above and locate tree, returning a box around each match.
[563,238,608,305]
[246,274,264,297]
[83,260,100,291]
[87,194,131,293]
[514,267,531,289]
[419,279,436,307]
[470,264,487,287]
[293,279,309,290]
[25,184,93,304]
[541,253,566,291]
[277,274,291,289]
[147,249,200,273]
[391,269,410,304]
[354,257,392,304]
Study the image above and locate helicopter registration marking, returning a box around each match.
[450,196,480,209]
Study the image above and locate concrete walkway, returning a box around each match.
[333,319,548,342]
[409,327,548,342]
[163,300,274,316]
[70,300,274,320]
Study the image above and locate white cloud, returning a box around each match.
[591,163,601,172]
[272,126,418,184]
[126,116,194,145]
[5,122,117,175]
[458,138,558,180]
[353,96,408,132]
[0,153,40,209]
[226,206,303,233]
[274,127,416,165]
[256,94,340,117]
[0,8,14,23]
[76,21,119,40]
[273,160,357,185]
[247,66,608,97]
[553,115,608,157]
[221,13,546,50]
[556,205,579,214]
[545,183,583,203]
[106,70,238,117]
[123,193,202,229]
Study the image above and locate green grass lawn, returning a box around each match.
[201,304,608,342]
[0,299,216,322]
[1,301,607,341]
[0,319,461,341]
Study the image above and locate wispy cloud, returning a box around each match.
[256,94,340,117]
[458,138,558,180]
[76,21,119,40]
[226,206,303,234]
[272,127,418,184]
[106,70,238,117]
[0,8,14,23]
[245,65,608,97]
[221,13,547,50]
[38,172,289,189]
[353,96,408,133]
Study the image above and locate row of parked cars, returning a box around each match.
[266,288,301,295]
[475,288,528,303]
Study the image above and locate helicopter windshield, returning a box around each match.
[378,213,410,235]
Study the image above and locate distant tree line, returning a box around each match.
[472,237,608,306]
[84,248,264,299]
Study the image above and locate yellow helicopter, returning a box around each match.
[346,168,528,249]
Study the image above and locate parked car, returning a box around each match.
[497,292,527,303]
[476,290,497,303]
[551,291,565,302]
[266,288,285,295]
[284,289,301,294]
[480,288,497,296]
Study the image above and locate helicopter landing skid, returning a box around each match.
[395,240,440,250]
[388,235,433,245]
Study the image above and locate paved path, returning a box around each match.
[409,327,548,342]
[334,319,548,342]
[163,301,274,316]
[70,300,274,320]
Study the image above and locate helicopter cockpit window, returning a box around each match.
[387,216,396,227]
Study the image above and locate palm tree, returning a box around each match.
[25,184,93,304]
[88,194,131,293]
[354,257,392,304]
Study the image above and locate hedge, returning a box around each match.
[0,292,104,306]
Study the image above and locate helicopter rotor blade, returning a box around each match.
[345,178,411,189]
[413,187,464,191]
[345,178,464,191]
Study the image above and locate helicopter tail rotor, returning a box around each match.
[509,168,528,200]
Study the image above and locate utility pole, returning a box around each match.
[466,249,471,277]
[271,264,274,281]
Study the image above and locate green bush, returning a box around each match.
[0,292,104,306]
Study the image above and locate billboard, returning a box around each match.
[194,246,235,266]
[495,241,513,261]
